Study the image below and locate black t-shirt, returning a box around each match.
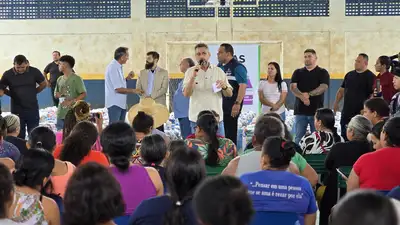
[291,66,330,116]
[341,70,375,119]
[5,136,28,156]
[44,61,62,84]
[1,67,45,113]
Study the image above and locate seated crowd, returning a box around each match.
[1,97,400,225]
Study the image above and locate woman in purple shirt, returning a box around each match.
[101,122,163,215]
[129,143,205,225]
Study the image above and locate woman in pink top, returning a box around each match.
[29,126,75,198]
[101,122,163,215]
[56,101,103,151]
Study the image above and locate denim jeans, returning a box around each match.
[56,119,64,131]
[178,117,191,139]
[294,115,316,144]
[107,106,127,125]
[190,121,225,137]
[15,110,40,140]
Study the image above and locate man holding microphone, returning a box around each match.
[183,43,233,136]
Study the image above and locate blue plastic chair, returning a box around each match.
[113,215,130,225]
[250,211,300,225]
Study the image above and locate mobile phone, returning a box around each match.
[376,79,381,93]
[90,112,100,122]
[336,168,348,180]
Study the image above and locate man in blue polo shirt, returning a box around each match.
[217,43,247,144]
[173,58,195,139]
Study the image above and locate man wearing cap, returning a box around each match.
[183,43,233,136]
[0,55,47,139]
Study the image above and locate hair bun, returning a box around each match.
[281,141,297,158]
[36,141,43,148]
[110,155,130,171]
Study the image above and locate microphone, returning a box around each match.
[195,59,206,72]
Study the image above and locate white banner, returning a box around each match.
[208,44,260,113]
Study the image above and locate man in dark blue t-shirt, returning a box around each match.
[290,49,330,144]
[217,43,247,144]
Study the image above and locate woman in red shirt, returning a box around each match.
[54,121,109,167]
[348,117,400,192]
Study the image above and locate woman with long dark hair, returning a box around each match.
[300,108,343,154]
[129,144,205,225]
[185,114,236,167]
[101,122,163,216]
[30,126,75,198]
[10,148,60,225]
[259,62,288,120]
[0,163,19,224]
[54,121,109,167]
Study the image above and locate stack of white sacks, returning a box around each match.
[16,107,342,152]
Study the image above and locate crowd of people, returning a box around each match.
[0,42,399,225]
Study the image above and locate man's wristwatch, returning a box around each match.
[234,101,241,105]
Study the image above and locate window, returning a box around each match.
[346,0,400,16]
[0,0,131,20]
[146,0,329,17]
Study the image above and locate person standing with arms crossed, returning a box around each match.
[0,55,47,139]
[290,49,330,144]
[217,43,247,145]
[105,47,144,124]
[333,53,375,140]
[43,50,62,107]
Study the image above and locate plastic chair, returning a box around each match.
[303,154,327,175]
[336,166,352,201]
[205,165,226,176]
[250,211,300,225]
[113,215,130,225]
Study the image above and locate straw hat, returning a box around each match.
[128,98,169,128]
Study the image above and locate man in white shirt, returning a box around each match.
[183,43,233,136]
[105,47,144,124]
